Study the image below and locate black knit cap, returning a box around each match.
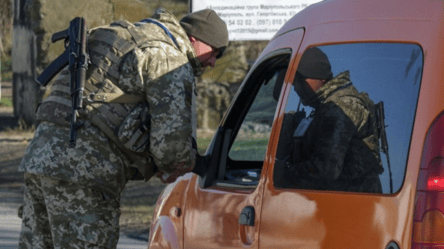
[180,9,229,58]
[297,47,333,80]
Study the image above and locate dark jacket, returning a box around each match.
[287,71,383,193]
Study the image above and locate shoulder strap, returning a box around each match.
[89,28,136,55]
[135,18,179,48]
[112,20,150,46]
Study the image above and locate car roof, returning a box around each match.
[275,0,444,39]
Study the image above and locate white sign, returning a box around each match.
[191,0,323,41]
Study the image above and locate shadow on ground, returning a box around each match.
[0,115,19,132]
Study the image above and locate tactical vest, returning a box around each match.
[35,20,176,178]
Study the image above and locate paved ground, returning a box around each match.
[0,204,148,249]
[0,204,22,249]
[0,187,151,248]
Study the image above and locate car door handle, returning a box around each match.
[239,206,255,226]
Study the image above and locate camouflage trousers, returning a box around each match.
[18,172,121,249]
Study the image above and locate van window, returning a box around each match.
[228,70,283,161]
[274,43,423,194]
[214,52,290,188]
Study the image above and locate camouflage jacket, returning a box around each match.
[19,8,200,195]
[289,71,383,193]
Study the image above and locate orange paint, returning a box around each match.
[148,0,444,248]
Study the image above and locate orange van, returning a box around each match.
[148,0,444,248]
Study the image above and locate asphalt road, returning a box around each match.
[0,204,21,249]
[0,204,149,249]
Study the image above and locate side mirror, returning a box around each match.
[197,128,232,188]
[191,153,208,178]
[191,137,208,177]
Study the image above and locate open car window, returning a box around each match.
[213,52,291,188]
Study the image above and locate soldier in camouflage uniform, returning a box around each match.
[281,47,384,193]
[18,8,228,249]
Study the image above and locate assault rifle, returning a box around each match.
[36,17,90,148]
[375,101,393,193]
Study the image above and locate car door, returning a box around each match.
[183,29,305,249]
[259,43,424,248]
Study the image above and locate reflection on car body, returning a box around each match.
[148,0,444,248]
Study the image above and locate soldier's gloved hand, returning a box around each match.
[155,171,175,184]
[155,165,192,184]
[156,138,199,184]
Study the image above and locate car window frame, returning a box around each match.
[198,48,293,189]
[272,42,424,194]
